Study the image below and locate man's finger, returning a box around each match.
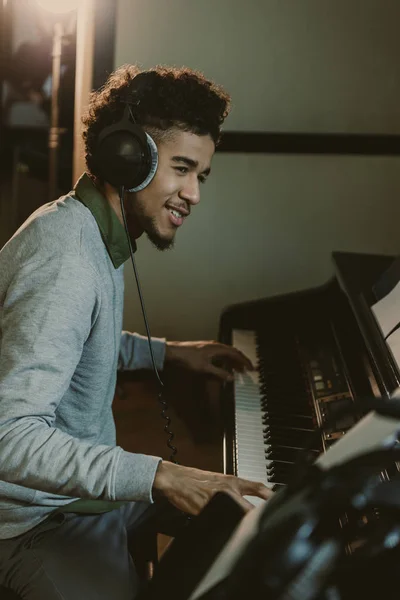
[207,365,234,382]
[233,349,255,370]
[212,345,255,371]
[239,479,274,500]
[256,485,274,500]
[224,490,256,513]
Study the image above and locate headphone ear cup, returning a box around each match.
[128,132,158,192]
[94,129,150,190]
[93,104,157,190]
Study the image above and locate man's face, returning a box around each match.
[126,130,215,250]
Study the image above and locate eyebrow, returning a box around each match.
[171,156,211,176]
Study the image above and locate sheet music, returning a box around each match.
[372,279,400,372]
[316,411,400,469]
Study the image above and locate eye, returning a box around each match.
[174,166,188,174]
[198,175,207,185]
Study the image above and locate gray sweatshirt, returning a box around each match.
[0,173,165,539]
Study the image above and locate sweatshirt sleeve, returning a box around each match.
[118,331,166,371]
[0,254,161,503]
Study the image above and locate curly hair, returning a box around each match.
[82,64,231,180]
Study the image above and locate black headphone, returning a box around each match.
[92,102,159,192]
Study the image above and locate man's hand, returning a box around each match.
[152,461,272,515]
[165,340,254,382]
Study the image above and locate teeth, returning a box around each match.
[170,209,183,218]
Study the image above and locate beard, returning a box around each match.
[146,218,175,251]
[133,212,174,251]
[125,195,175,251]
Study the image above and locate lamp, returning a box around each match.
[34,0,79,201]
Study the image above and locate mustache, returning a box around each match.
[166,203,190,216]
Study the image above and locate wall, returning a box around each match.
[73,0,95,184]
[115,0,400,341]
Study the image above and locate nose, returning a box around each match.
[179,175,201,206]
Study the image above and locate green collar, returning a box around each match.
[73,173,132,269]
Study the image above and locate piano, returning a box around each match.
[218,251,400,491]
[138,252,400,600]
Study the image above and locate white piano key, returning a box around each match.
[232,329,275,494]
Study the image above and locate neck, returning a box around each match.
[101,181,123,224]
[99,180,143,239]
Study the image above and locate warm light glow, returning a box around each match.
[35,0,79,14]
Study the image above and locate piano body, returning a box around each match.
[219,251,400,490]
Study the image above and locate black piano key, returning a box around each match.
[265,440,321,453]
[268,468,294,479]
[264,424,314,437]
[272,483,285,492]
[263,417,316,428]
[266,446,318,463]
[268,473,291,485]
[260,391,311,406]
[261,397,308,408]
[260,410,314,421]
[261,406,314,420]
[261,401,312,416]
[267,463,294,475]
[264,431,319,450]
[267,470,294,482]
[260,383,307,395]
[264,417,317,430]
[262,415,314,429]
[263,427,315,440]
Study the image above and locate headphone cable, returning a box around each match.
[119,186,178,463]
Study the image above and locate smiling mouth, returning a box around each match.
[170,208,184,219]
[166,207,186,227]
[165,203,189,217]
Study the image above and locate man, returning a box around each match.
[0,65,271,599]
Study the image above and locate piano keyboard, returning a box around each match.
[232,328,318,504]
[232,330,271,499]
